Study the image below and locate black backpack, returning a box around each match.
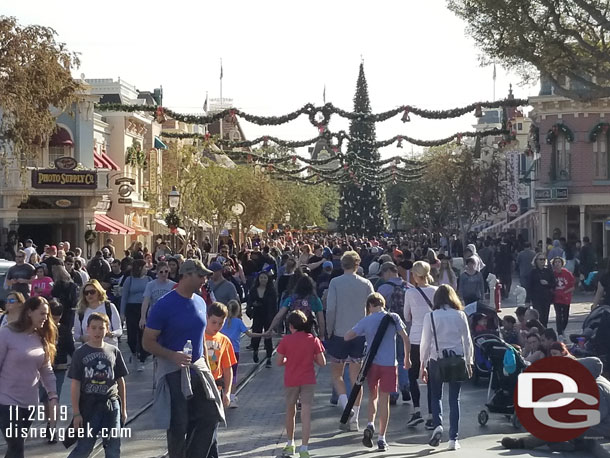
[78,301,114,335]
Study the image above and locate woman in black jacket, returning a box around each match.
[51,265,78,330]
[527,254,556,327]
[247,271,277,366]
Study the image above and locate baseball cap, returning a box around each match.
[25,239,33,245]
[380,262,399,274]
[368,261,381,276]
[332,247,342,256]
[370,246,380,255]
[322,261,333,269]
[393,249,404,258]
[179,259,212,276]
[208,261,224,272]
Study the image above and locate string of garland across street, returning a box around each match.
[96,96,528,185]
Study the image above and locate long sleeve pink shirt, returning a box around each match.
[0,327,56,407]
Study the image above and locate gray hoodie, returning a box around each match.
[578,357,610,438]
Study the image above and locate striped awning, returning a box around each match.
[95,214,135,235]
[504,209,538,230]
[481,220,506,234]
[472,220,492,232]
[93,151,120,171]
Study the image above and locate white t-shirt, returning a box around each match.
[73,302,122,346]
[404,285,438,345]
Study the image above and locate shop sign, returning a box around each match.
[55,199,72,208]
[32,170,97,189]
[54,156,78,170]
[534,187,568,201]
[519,184,530,199]
[118,198,133,204]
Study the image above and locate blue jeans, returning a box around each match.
[428,359,462,441]
[68,398,121,458]
[391,335,410,399]
[39,369,67,402]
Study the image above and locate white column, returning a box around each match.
[580,205,586,240]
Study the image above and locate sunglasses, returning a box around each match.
[84,290,97,296]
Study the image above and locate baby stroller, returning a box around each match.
[473,334,527,428]
[465,301,500,382]
[569,304,610,376]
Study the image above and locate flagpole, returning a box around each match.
[220,58,223,142]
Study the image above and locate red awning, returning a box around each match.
[94,214,135,235]
[93,152,120,171]
[49,128,73,147]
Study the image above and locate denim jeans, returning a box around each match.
[0,404,33,458]
[68,398,121,458]
[428,359,462,441]
[39,369,67,402]
[391,335,410,399]
[166,370,220,458]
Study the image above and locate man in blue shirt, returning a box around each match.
[143,259,220,458]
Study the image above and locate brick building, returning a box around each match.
[529,79,610,260]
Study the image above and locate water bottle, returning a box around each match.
[183,340,193,357]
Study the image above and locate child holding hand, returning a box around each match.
[277,310,326,458]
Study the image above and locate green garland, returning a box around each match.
[96,97,528,127]
[125,140,147,168]
[589,122,610,142]
[546,123,575,144]
[162,127,509,149]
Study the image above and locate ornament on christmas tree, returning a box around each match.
[267,164,274,172]
[204,132,211,140]
[397,136,403,148]
[263,136,269,146]
[402,108,411,122]
[456,133,463,145]
[292,155,297,164]
[247,154,253,163]
[475,105,482,117]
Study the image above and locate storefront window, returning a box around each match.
[552,133,571,181]
[594,133,609,180]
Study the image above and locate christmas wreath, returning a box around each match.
[165,212,181,229]
[84,230,97,244]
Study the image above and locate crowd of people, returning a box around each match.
[0,230,608,457]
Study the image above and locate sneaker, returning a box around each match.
[401,388,411,402]
[389,394,398,405]
[281,445,295,456]
[229,397,239,409]
[448,440,461,450]
[407,412,424,427]
[339,417,360,432]
[501,437,524,449]
[362,425,375,448]
[425,418,435,430]
[265,358,272,368]
[329,397,338,406]
[428,425,443,447]
[299,451,310,458]
[137,363,145,372]
[253,352,259,363]
[377,439,389,452]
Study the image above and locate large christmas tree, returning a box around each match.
[338,63,388,235]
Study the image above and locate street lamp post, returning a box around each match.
[85,220,96,259]
[168,186,181,254]
[231,202,245,251]
[7,220,19,258]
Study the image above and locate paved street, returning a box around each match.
[2,287,607,457]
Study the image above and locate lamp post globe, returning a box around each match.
[168,186,180,209]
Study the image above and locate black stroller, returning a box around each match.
[569,304,610,377]
[465,301,500,383]
[473,334,527,428]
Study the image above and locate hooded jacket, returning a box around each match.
[578,357,610,438]
[466,244,485,272]
[547,240,565,261]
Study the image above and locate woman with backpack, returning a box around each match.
[267,275,326,343]
[247,271,278,367]
[73,279,122,346]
